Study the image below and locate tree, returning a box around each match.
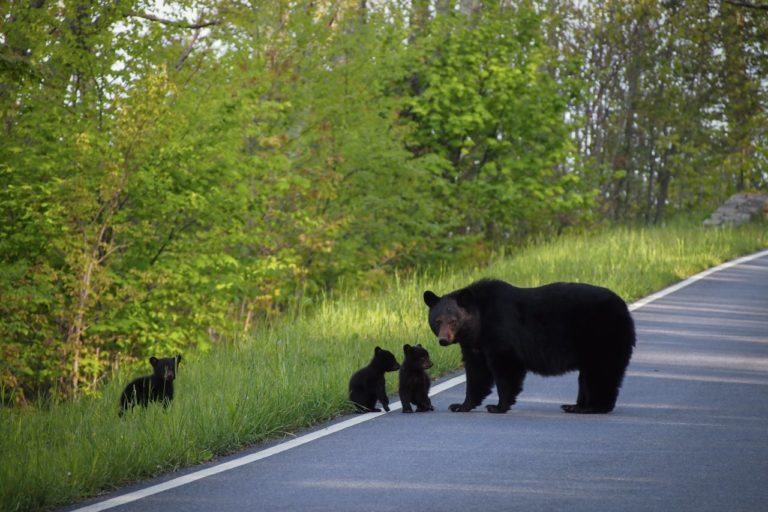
[567,0,767,222]
[404,2,591,245]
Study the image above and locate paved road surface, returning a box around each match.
[69,250,768,512]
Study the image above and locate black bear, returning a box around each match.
[349,347,400,413]
[423,279,635,414]
[119,355,182,417]
[399,344,434,413]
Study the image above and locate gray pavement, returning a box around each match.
[69,251,768,512]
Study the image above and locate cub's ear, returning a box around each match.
[374,346,382,354]
[423,291,441,308]
[456,288,474,309]
[403,344,412,354]
[149,356,159,366]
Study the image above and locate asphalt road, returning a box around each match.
[69,250,768,512]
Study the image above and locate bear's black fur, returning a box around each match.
[423,279,635,414]
[349,347,400,413]
[399,344,434,413]
[119,355,182,417]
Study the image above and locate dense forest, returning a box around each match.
[1,0,766,403]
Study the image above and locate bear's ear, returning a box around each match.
[374,346,382,354]
[149,356,159,367]
[403,344,411,354]
[455,288,474,309]
[423,291,441,308]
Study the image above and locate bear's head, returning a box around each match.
[150,355,182,382]
[403,343,433,369]
[372,347,400,372]
[423,289,479,347]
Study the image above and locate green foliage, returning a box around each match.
[403,4,592,243]
[0,0,766,403]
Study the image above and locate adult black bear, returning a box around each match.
[119,355,182,417]
[349,347,400,413]
[423,279,635,414]
[399,344,434,413]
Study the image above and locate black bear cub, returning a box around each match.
[349,347,400,413]
[399,344,434,413]
[119,355,182,417]
[424,279,635,414]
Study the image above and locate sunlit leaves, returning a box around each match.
[405,5,590,241]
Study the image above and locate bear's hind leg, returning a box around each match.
[562,369,619,414]
[365,395,383,413]
[351,390,381,413]
[561,372,588,413]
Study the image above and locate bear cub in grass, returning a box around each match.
[424,279,635,414]
[349,347,400,413]
[399,344,434,413]
[119,355,182,417]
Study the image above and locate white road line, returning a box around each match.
[72,374,467,512]
[627,248,768,311]
[71,249,768,512]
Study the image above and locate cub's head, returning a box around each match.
[150,355,182,381]
[373,346,401,372]
[403,343,433,369]
[423,289,477,347]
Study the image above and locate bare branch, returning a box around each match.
[175,26,202,71]
[127,10,221,29]
[149,218,196,266]
[724,0,768,10]
[97,243,127,264]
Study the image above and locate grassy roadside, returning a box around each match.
[2,222,766,511]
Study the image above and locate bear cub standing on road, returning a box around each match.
[119,355,182,417]
[424,279,635,414]
[399,344,434,413]
[349,347,400,413]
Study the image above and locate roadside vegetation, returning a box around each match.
[3,1,767,404]
[1,221,766,512]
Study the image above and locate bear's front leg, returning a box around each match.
[448,402,476,412]
[399,385,413,413]
[485,357,525,414]
[414,390,433,412]
[451,345,494,412]
[376,379,390,412]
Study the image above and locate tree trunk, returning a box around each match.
[654,168,671,224]
[721,4,757,191]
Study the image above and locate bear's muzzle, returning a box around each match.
[438,337,456,346]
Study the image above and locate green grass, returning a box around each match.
[1,221,766,511]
